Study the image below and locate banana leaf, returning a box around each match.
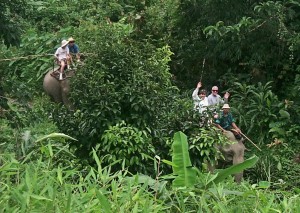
[172,131,197,188]
[205,155,259,188]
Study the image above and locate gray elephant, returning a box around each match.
[43,67,74,108]
[209,130,245,183]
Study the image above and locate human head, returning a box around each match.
[68,37,75,45]
[222,104,230,113]
[198,89,206,100]
[211,86,218,96]
[61,40,69,48]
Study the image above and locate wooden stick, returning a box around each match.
[230,129,262,151]
[240,132,262,151]
[199,58,206,82]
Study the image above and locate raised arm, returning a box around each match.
[192,82,202,100]
[223,91,230,103]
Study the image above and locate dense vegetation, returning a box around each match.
[1,0,300,211]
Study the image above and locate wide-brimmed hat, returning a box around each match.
[61,40,69,47]
[68,37,75,42]
[222,104,230,109]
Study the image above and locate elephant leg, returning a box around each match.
[207,162,215,173]
[60,80,73,109]
[232,147,245,183]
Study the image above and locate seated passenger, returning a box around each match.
[192,82,208,114]
[207,85,230,106]
[68,37,80,62]
[54,40,70,80]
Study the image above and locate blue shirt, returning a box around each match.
[214,112,235,130]
[68,44,79,54]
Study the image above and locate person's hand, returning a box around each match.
[224,91,230,99]
[197,82,202,88]
[235,128,241,134]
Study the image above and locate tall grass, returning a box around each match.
[1,133,300,212]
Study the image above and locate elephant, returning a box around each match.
[209,130,245,183]
[43,67,74,108]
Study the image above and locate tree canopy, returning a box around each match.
[0,0,26,47]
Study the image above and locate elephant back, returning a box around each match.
[43,68,63,103]
[223,130,237,142]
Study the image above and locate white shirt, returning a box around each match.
[55,46,69,61]
[192,88,208,113]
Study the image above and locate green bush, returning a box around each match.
[99,121,154,173]
[0,119,16,153]
[245,144,300,190]
[189,128,231,169]
[54,20,176,157]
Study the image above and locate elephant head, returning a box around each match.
[43,67,75,108]
[209,130,245,183]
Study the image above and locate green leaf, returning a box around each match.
[92,149,102,172]
[172,131,197,188]
[279,110,290,119]
[57,167,63,185]
[162,159,178,167]
[95,190,112,213]
[258,181,271,189]
[277,161,282,171]
[47,142,53,157]
[35,133,77,143]
[205,155,259,188]
[30,194,52,201]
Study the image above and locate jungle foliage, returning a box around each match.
[1,0,300,211]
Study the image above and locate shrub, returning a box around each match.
[189,128,231,169]
[54,20,176,157]
[99,121,155,173]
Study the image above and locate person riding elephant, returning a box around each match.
[213,104,243,141]
[68,37,81,62]
[192,81,208,114]
[54,39,71,80]
[207,86,230,107]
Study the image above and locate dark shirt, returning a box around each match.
[214,112,235,130]
[68,44,79,54]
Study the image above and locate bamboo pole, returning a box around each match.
[240,132,262,151]
[230,129,262,151]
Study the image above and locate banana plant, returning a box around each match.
[170,131,258,188]
[171,131,197,188]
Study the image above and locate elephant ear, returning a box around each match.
[171,131,197,188]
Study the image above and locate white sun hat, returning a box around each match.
[61,39,69,47]
[222,104,230,109]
